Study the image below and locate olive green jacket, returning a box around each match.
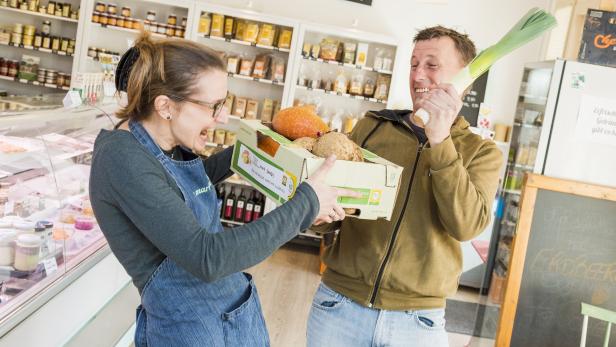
[319,109,503,310]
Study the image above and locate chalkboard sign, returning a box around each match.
[496,174,616,347]
[460,70,489,126]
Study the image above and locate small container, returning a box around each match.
[107,3,116,15]
[51,36,60,51]
[38,5,45,13]
[10,32,22,45]
[123,18,133,29]
[42,20,51,35]
[14,234,41,272]
[19,1,26,10]
[91,11,100,23]
[94,1,105,12]
[87,46,97,57]
[181,16,187,27]
[174,26,184,38]
[108,14,117,26]
[24,25,35,36]
[146,10,156,22]
[62,2,70,17]
[0,0,8,6]
[7,61,18,77]
[13,23,23,34]
[157,24,166,35]
[22,34,33,46]
[0,59,8,76]
[63,74,70,87]
[27,0,37,12]
[8,0,17,8]
[70,9,78,19]
[0,232,16,266]
[198,12,211,35]
[223,16,234,38]
[148,22,158,33]
[56,72,65,87]
[46,1,55,15]
[120,6,130,17]
[54,6,61,17]
[60,38,68,52]
[116,16,124,28]
[165,25,174,37]
[75,216,94,230]
[37,68,46,83]
[99,13,108,25]
[42,35,51,49]
[167,14,176,26]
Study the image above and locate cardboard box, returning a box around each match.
[231,120,403,220]
[578,9,616,67]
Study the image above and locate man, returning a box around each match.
[307,26,503,346]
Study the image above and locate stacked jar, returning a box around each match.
[0,57,19,78]
[91,4,186,38]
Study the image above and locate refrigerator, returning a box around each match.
[482,59,616,296]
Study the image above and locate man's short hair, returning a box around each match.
[413,26,476,65]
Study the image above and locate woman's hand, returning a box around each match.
[305,155,362,225]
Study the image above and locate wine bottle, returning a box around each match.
[244,191,255,223]
[223,187,236,220]
[234,189,246,222]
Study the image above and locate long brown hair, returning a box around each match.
[116,32,226,121]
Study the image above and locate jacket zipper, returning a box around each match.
[368,141,425,308]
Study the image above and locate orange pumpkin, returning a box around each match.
[272,106,329,140]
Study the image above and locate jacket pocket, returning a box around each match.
[222,276,269,346]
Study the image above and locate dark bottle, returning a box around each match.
[253,192,263,221]
[234,189,246,222]
[223,187,236,220]
[217,185,226,218]
[243,191,255,223]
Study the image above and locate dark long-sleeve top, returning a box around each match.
[89,129,319,293]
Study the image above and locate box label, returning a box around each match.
[336,187,382,206]
[233,142,297,203]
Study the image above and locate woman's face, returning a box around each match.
[170,69,229,152]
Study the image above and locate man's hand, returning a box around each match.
[414,83,462,145]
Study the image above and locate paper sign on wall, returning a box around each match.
[575,94,616,147]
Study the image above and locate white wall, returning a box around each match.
[201,0,554,126]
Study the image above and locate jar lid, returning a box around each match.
[43,20,51,24]
[17,233,41,246]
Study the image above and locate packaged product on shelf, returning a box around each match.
[355,42,369,66]
[107,3,117,15]
[165,25,175,37]
[223,93,235,113]
[224,131,236,146]
[310,44,320,59]
[343,114,357,134]
[271,58,285,82]
[145,10,156,22]
[349,72,363,95]
[0,30,10,45]
[117,16,125,28]
[223,16,234,38]
[205,128,215,143]
[363,76,375,97]
[121,6,130,17]
[277,28,292,49]
[273,100,281,116]
[243,21,259,43]
[99,13,109,26]
[198,12,211,35]
[343,42,357,64]
[261,98,274,122]
[333,70,348,94]
[92,11,100,23]
[374,74,390,100]
[319,38,341,61]
[108,15,117,27]
[168,14,177,26]
[14,234,41,272]
[373,47,384,70]
[382,50,393,71]
[239,57,254,76]
[309,68,321,89]
[226,56,240,74]
[245,99,259,120]
[257,24,276,46]
[297,64,308,86]
[252,54,271,79]
[214,129,226,145]
[210,13,224,37]
[302,43,312,57]
[18,55,39,81]
[232,97,247,118]
[234,20,245,40]
[157,24,166,35]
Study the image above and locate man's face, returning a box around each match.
[409,36,465,107]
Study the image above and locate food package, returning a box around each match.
[302,43,311,57]
[333,70,348,94]
[223,93,235,113]
[261,98,274,122]
[271,58,285,82]
[277,28,292,49]
[214,129,226,145]
[239,57,254,76]
[252,54,271,79]
[245,99,259,119]
[349,72,363,95]
[355,43,369,66]
[234,20,246,40]
[257,24,276,46]
[224,17,235,38]
[374,74,391,101]
[224,131,236,146]
[232,97,247,118]
[343,42,357,64]
[244,22,259,43]
[363,76,375,97]
[210,13,224,37]
[319,38,341,61]
[18,54,40,81]
[226,56,240,74]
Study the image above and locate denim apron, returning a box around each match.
[129,121,270,347]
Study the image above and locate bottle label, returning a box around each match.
[224,199,234,218]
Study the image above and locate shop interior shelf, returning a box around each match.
[301,56,392,75]
[90,22,169,39]
[0,75,69,90]
[0,41,74,57]
[227,72,284,86]
[295,84,386,104]
[0,6,79,23]
[199,34,291,53]
[220,218,244,226]
[513,121,542,129]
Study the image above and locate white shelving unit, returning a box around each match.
[289,22,399,128]
[0,0,81,95]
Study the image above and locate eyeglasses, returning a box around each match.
[169,92,228,119]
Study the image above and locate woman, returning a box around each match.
[89,33,352,346]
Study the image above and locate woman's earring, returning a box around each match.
[165,113,172,120]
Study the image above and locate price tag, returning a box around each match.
[19,79,28,83]
[43,257,58,275]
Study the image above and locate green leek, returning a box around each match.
[414,7,557,125]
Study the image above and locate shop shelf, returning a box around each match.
[199,34,291,53]
[90,22,169,39]
[0,75,69,90]
[0,41,74,57]
[295,85,386,104]
[0,6,78,23]
[301,56,393,75]
[513,121,541,129]
[227,72,284,86]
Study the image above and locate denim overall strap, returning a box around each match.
[128,120,269,346]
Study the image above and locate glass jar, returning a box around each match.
[51,36,60,51]
[0,0,7,6]
[19,1,26,10]
[42,34,51,49]
[24,24,35,36]
[92,11,100,23]
[27,0,37,12]
[10,32,22,45]
[167,14,176,26]
[13,23,23,34]
[8,0,17,8]
[148,22,158,33]
[165,25,174,37]
[56,72,65,87]
[146,10,156,22]
[87,46,97,57]
[22,34,33,46]
[38,5,45,13]
[46,1,55,15]
[198,12,211,35]
[60,37,68,51]
[0,232,16,267]
[42,20,51,35]
[54,3,61,16]
[34,34,42,48]
[108,14,117,26]
[70,9,77,19]
[95,2,105,12]
[64,74,70,87]
[157,24,166,35]
[37,68,46,82]
[107,3,116,15]
[99,13,108,25]
[116,16,124,28]
[181,17,187,27]
[0,59,7,76]
[14,234,41,272]
[120,6,130,17]
[174,26,184,38]
[123,18,132,29]
[7,60,18,77]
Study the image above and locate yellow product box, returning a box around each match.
[231,119,403,220]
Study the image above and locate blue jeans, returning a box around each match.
[307,283,449,347]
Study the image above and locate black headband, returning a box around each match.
[115,46,140,92]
